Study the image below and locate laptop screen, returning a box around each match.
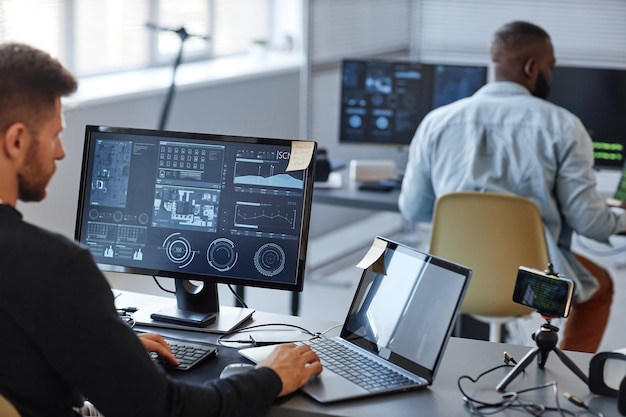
[342,240,471,381]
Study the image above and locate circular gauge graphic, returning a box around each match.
[138,213,149,225]
[375,116,390,130]
[162,233,195,268]
[254,243,286,277]
[113,211,124,222]
[348,114,363,128]
[207,238,238,272]
[88,208,99,220]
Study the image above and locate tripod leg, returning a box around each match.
[552,347,589,385]
[496,347,539,392]
[537,348,550,368]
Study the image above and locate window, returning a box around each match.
[0,0,274,76]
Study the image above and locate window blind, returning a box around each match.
[415,0,626,67]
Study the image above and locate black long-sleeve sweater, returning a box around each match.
[0,205,281,417]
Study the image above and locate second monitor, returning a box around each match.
[339,59,487,146]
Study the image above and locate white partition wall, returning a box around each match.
[300,0,414,164]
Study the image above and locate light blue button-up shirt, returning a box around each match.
[399,81,626,301]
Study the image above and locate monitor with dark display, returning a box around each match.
[549,65,626,169]
[338,59,487,145]
[75,125,316,332]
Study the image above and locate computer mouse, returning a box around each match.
[219,363,256,379]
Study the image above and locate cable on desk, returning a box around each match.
[217,323,317,346]
[319,323,342,336]
[116,309,136,328]
[563,393,604,417]
[456,359,601,417]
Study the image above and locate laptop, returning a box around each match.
[240,236,472,403]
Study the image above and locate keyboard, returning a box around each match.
[149,338,218,371]
[304,337,416,392]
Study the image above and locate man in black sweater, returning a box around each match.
[0,42,322,417]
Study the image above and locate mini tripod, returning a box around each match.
[496,318,589,392]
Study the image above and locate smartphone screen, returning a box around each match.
[512,267,574,318]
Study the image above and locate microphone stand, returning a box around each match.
[146,23,210,130]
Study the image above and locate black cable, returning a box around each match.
[458,363,516,408]
[151,277,249,309]
[151,277,252,315]
[563,392,604,417]
[227,284,248,309]
[116,309,136,328]
[217,323,318,346]
[152,276,176,294]
[457,355,586,417]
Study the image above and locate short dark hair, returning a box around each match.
[0,42,77,134]
[491,21,550,56]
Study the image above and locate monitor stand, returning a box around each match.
[132,279,254,334]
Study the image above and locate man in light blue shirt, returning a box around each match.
[399,21,626,353]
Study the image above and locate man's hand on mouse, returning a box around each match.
[257,343,323,397]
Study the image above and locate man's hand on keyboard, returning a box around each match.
[138,333,179,366]
[258,343,323,398]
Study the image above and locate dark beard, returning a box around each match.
[17,141,49,202]
[532,70,551,99]
[17,172,47,202]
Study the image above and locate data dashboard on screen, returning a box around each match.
[339,59,487,145]
[549,65,626,169]
[75,126,316,330]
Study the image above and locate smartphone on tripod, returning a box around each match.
[512,266,575,318]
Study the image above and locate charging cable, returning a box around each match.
[563,392,604,417]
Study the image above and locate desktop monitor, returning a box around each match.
[549,65,626,169]
[338,59,487,145]
[75,125,316,332]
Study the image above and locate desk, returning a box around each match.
[119,291,619,417]
[313,171,400,212]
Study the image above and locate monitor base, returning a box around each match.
[132,301,254,334]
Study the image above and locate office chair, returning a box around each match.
[0,393,20,417]
[428,191,550,342]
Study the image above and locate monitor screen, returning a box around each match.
[549,65,626,169]
[75,126,316,330]
[338,59,487,145]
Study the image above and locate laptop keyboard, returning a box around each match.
[305,337,417,392]
[149,338,218,371]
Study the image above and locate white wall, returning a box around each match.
[17,70,302,239]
